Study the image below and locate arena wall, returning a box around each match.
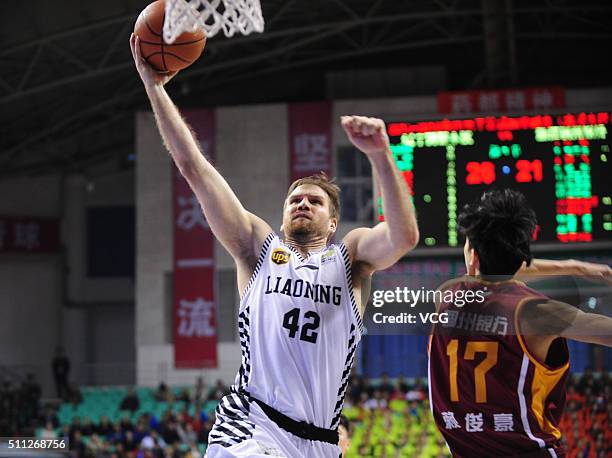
[0,175,62,396]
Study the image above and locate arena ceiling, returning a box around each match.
[1,0,611,177]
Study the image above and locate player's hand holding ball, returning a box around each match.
[341,116,391,158]
[130,33,178,88]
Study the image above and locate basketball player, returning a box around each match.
[428,189,612,458]
[130,35,419,458]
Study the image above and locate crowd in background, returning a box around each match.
[561,369,611,458]
[0,369,609,457]
[0,372,41,437]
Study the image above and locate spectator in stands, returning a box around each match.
[122,429,138,453]
[378,372,394,396]
[87,432,105,456]
[348,370,364,403]
[178,422,197,445]
[139,434,164,458]
[59,424,70,443]
[120,414,133,433]
[70,430,86,457]
[161,420,181,446]
[38,405,59,429]
[197,416,214,445]
[207,379,229,401]
[406,378,426,401]
[154,382,170,402]
[177,387,191,404]
[96,415,113,437]
[149,429,167,449]
[120,387,141,412]
[40,421,57,439]
[193,376,205,402]
[108,422,123,444]
[191,401,208,431]
[69,416,82,443]
[66,382,82,406]
[51,346,70,399]
[176,405,193,427]
[362,375,374,397]
[81,416,94,436]
[396,375,409,395]
[364,388,387,410]
[577,366,596,393]
[133,420,149,444]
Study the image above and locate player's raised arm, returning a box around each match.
[130,34,272,261]
[341,116,419,272]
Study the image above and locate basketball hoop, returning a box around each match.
[163,0,264,44]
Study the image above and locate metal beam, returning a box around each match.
[1,9,486,106]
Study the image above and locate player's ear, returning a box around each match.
[468,249,480,275]
[329,218,337,234]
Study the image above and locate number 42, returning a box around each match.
[283,308,320,343]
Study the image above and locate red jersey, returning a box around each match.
[428,277,569,458]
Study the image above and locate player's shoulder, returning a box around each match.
[341,227,371,251]
[341,228,376,275]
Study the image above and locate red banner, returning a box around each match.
[288,101,332,183]
[0,217,60,253]
[438,87,565,114]
[173,109,218,368]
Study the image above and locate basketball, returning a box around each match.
[133,0,206,73]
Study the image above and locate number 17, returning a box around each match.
[446,340,498,403]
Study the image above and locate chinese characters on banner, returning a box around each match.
[0,217,60,253]
[288,101,332,183]
[173,109,218,368]
[438,87,565,114]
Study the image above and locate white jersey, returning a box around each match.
[211,232,362,444]
[236,233,362,427]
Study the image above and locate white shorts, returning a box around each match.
[206,392,340,458]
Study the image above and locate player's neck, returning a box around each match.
[284,234,328,257]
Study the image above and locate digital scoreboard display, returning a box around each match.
[380,112,612,248]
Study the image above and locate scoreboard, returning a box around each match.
[379,112,612,248]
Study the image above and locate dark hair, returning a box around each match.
[458,189,536,275]
[286,172,341,220]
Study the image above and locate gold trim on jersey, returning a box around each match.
[515,297,569,440]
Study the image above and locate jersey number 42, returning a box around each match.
[283,308,320,344]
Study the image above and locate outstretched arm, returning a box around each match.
[130,34,272,262]
[521,299,612,347]
[341,116,419,272]
[518,258,612,284]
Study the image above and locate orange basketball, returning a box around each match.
[134,0,206,72]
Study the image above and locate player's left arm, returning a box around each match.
[518,258,612,284]
[341,116,419,273]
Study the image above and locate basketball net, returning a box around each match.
[163,0,264,43]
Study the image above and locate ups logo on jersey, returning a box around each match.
[271,248,290,265]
